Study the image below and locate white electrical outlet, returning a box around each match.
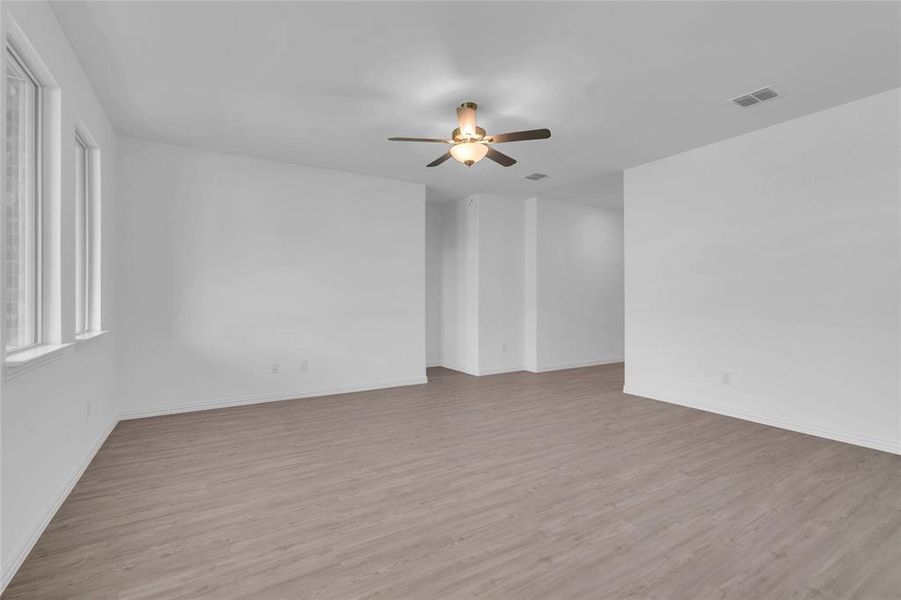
[300,360,309,372]
[271,362,280,375]
[722,371,732,386]
[86,401,91,419]
[501,343,508,354]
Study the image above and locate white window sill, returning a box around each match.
[76,330,110,343]
[6,343,74,380]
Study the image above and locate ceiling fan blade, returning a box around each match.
[426,152,452,167]
[487,128,551,144]
[485,147,517,167]
[388,137,450,143]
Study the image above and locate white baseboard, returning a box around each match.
[438,363,525,376]
[1,418,118,593]
[623,385,901,456]
[119,376,429,420]
[477,366,524,376]
[531,357,624,373]
[434,362,480,376]
[437,359,623,377]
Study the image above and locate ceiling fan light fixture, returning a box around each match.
[450,142,488,166]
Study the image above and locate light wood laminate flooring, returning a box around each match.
[4,364,901,599]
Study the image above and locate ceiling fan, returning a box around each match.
[388,102,551,168]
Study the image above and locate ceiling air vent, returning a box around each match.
[751,87,778,102]
[731,87,779,108]
[523,172,548,181]
[733,94,759,107]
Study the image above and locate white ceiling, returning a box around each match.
[52,1,900,208]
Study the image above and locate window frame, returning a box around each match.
[5,42,44,355]
[74,131,94,335]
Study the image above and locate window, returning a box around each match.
[4,46,41,353]
[75,133,96,334]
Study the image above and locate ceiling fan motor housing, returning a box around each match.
[452,126,486,142]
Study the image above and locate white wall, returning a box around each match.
[116,137,426,417]
[1,1,119,588]
[425,202,442,366]
[530,198,624,371]
[436,193,527,376]
[432,193,624,375]
[523,198,538,372]
[478,194,525,375]
[624,88,901,454]
[438,196,480,374]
